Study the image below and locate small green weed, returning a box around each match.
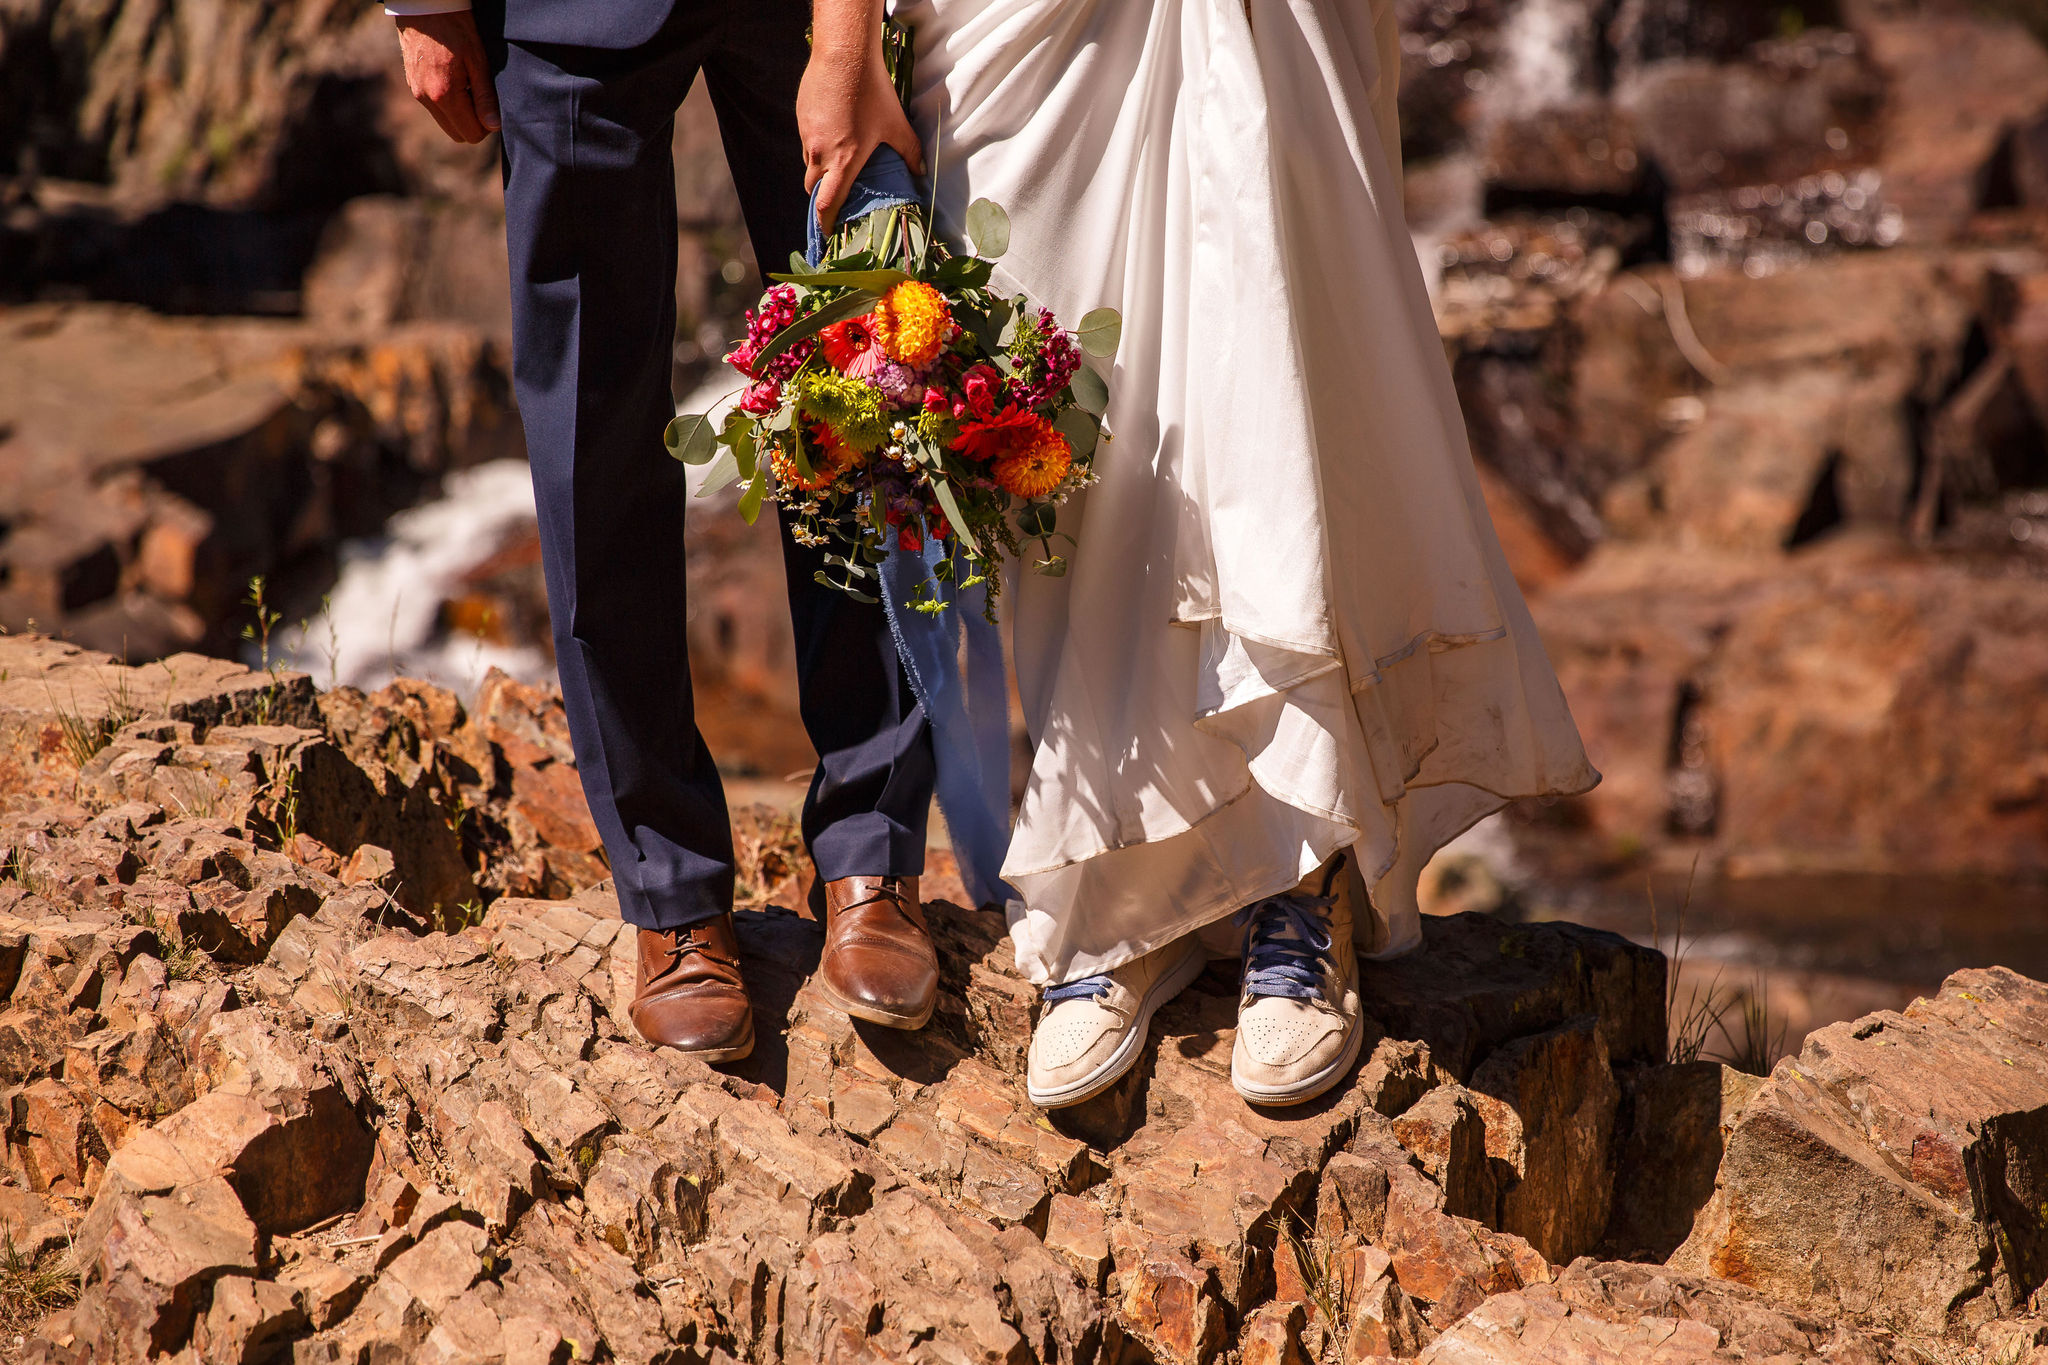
[0,1225,79,1333]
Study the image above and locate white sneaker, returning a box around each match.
[1231,854,1366,1107]
[1027,935,1206,1109]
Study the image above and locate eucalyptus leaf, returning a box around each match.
[1069,364,1110,416]
[964,199,1011,259]
[734,428,757,481]
[1036,555,1069,577]
[766,268,911,293]
[930,479,980,553]
[934,255,994,290]
[738,465,767,524]
[1053,407,1099,459]
[695,448,741,498]
[664,411,719,465]
[753,290,880,372]
[787,252,814,275]
[1077,307,1123,358]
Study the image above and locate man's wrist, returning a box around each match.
[386,0,470,15]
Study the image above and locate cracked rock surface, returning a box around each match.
[0,634,2041,1363]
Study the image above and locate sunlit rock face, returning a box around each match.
[0,633,2041,1362]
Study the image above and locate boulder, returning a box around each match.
[1417,1259,1918,1363]
[1606,1062,1766,1260]
[1468,1017,1619,1264]
[1674,967,2048,1340]
[190,1275,306,1365]
[74,1010,371,1255]
[71,1175,260,1360]
[1354,912,1665,1079]
[1861,15,2048,241]
[1535,544,2048,873]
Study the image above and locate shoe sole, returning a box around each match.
[819,981,938,1031]
[653,1021,756,1064]
[1028,941,1208,1110]
[1231,1004,1367,1108]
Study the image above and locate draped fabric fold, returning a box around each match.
[901,0,1600,986]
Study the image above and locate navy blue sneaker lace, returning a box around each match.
[1044,974,1115,1004]
[1234,892,1336,1001]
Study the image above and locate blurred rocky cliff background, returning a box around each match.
[3,0,2048,1051]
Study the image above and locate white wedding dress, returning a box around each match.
[899,0,1599,985]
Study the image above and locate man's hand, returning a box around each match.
[396,11,501,144]
[800,0,925,236]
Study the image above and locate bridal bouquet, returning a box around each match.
[666,197,1120,615]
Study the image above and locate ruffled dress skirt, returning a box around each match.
[898,0,1601,984]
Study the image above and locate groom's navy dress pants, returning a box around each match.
[480,0,935,930]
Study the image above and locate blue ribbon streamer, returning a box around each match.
[808,150,1018,908]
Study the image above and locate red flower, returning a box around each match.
[738,380,781,415]
[725,340,761,378]
[960,364,1006,420]
[922,386,949,413]
[951,404,1041,463]
[898,524,924,553]
[820,314,886,378]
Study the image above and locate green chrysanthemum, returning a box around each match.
[914,408,959,450]
[797,372,891,452]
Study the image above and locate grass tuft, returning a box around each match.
[1649,860,1789,1075]
[1279,1210,1350,1332]
[47,669,144,768]
[0,1226,79,1334]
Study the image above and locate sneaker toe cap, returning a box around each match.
[1029,1006,1126,1087]
[1235,1000,1344,1070]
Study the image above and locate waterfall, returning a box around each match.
[273,459,552,698]
[1488,0,1591,120]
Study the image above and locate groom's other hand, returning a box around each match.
[395,10,501,144]
[801,0,927,235]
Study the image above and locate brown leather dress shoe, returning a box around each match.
[818,875,938,1029]
[629,917,754,1062]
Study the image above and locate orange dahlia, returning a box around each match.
[993,425,1073,500]
[775,424,861,492]
[873,281,953,367]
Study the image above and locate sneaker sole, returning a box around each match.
[818,980,938,1031]
[1028,941,1208,1110]
[1230,1005,1367,1108]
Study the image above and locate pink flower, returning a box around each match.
[873,362,920,404]
[738,380,782,415]
[922,386,948,413]
[961,364,1005,421]
[725,340,761,378]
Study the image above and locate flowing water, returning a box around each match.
[273,459,552,698]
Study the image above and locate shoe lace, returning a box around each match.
[657,925,722,976]
[1234,892,1336,1002]
[1044,973,1114,1004]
